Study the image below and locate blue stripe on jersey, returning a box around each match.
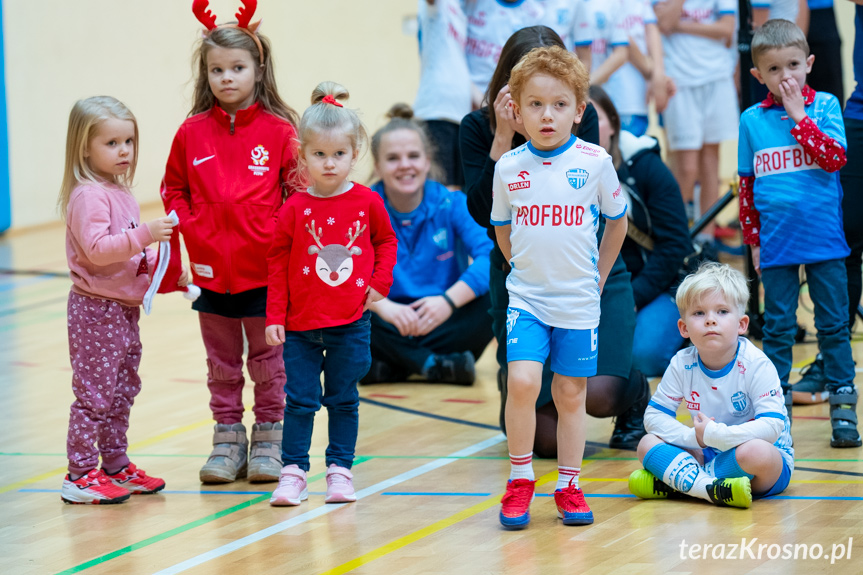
[648,400,676,418]
[697,342,739,378]
[490,219,511,226]
[527,134,576,158]
[756,412,785,420]
[605,205,627,220]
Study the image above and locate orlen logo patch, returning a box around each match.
[508,180,530,191]
[249,145,271,176]
[686,390,701,411]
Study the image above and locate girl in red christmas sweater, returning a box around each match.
[266,82,398,506]
[161,1,300,484]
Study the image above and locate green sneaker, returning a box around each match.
[629,469,677,500]
[705,477,752,509]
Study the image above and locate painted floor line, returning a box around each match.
[0,417,215,495]
[314,471,557,575]
[151,433,507,575]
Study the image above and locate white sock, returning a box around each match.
[509,453,534,481]
[556,466,580,490]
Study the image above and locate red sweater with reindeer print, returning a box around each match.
[266,183,398,330]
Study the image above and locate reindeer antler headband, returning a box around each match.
[192,0,265,65]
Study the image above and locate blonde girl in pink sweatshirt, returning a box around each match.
[58,96,182,504]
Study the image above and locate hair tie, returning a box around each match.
[322,95,343,108]
[192,0,265,65]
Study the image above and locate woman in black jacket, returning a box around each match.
[589,86,692,378]
[459,26,648,454]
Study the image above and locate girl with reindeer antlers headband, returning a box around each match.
[265,81,398,506]
[161,1,301,486]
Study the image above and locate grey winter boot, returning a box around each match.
[247,422,283,483]
[200,423,248,484]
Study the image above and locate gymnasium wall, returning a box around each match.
[1,0,858,230]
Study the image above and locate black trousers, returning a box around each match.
[370,293,493,375]
[840,117,863,330]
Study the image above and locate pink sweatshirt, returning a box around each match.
[66,182,156,307]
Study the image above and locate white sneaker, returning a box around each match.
[270,465,308,506]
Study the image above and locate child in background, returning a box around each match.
[629,263,793,508]
[162,1,300,483]
[266,83,398,506]
[605,0,672,135]
[581,0,630,86]
[738,19,860,447]
[59,96,179,504]
[491,46,628,528]
[653,0,738,239]
[414,0,473,188]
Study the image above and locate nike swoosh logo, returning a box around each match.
[193,155,215,166]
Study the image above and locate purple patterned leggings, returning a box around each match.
[66,292,142,475]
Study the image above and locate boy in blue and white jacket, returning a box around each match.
[738,19,860,448]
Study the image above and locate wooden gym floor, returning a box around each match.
[0,205,861,575]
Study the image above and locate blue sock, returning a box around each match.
[643,443,713,501]
[711,448,754,480]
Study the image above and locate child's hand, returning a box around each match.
[147,216,175,242]
[363,287,384,311]
[750,245,761,276]
[265,325,285,346]
[779,77,806,124]
[693,412,714,448]
[177,265,190,288]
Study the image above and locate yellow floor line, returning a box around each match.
[0,417,214,494]
[316,471,559,575]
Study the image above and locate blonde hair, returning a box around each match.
[298,81,369,153]
[751,19,810,68]
[58,96,138,217]
[189,26,299,126]
[676,262,750,317]
[509,45,589,109]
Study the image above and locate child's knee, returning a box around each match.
[507,372,540,402]
[636,433,663,462]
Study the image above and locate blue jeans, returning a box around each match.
[281,312,372,471]
[632,293,685,377]
[761,259,855,391]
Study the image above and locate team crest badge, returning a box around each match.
[731,391,749,414]
[567,168,589,189]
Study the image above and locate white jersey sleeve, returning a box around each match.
[490,160,512,226]
[596,156,626,219]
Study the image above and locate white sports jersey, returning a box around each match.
[653,0,738,87]
[582,0,629,75]
[752,0,799,22]
[539,0,593,51]
[605,0,654,116]
[465,0,546,95]
[490,135,627,329]
[414,0,472,123]
[646,338,794,470]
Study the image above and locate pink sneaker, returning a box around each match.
[105,463,166,494]
[270,465,308,506]
[61,469,131,505]
[325,465,356,503]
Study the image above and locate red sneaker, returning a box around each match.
[499,478,535,529]
[554,484,594,525]
[61,469,131,505]
[105,463,166,494]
